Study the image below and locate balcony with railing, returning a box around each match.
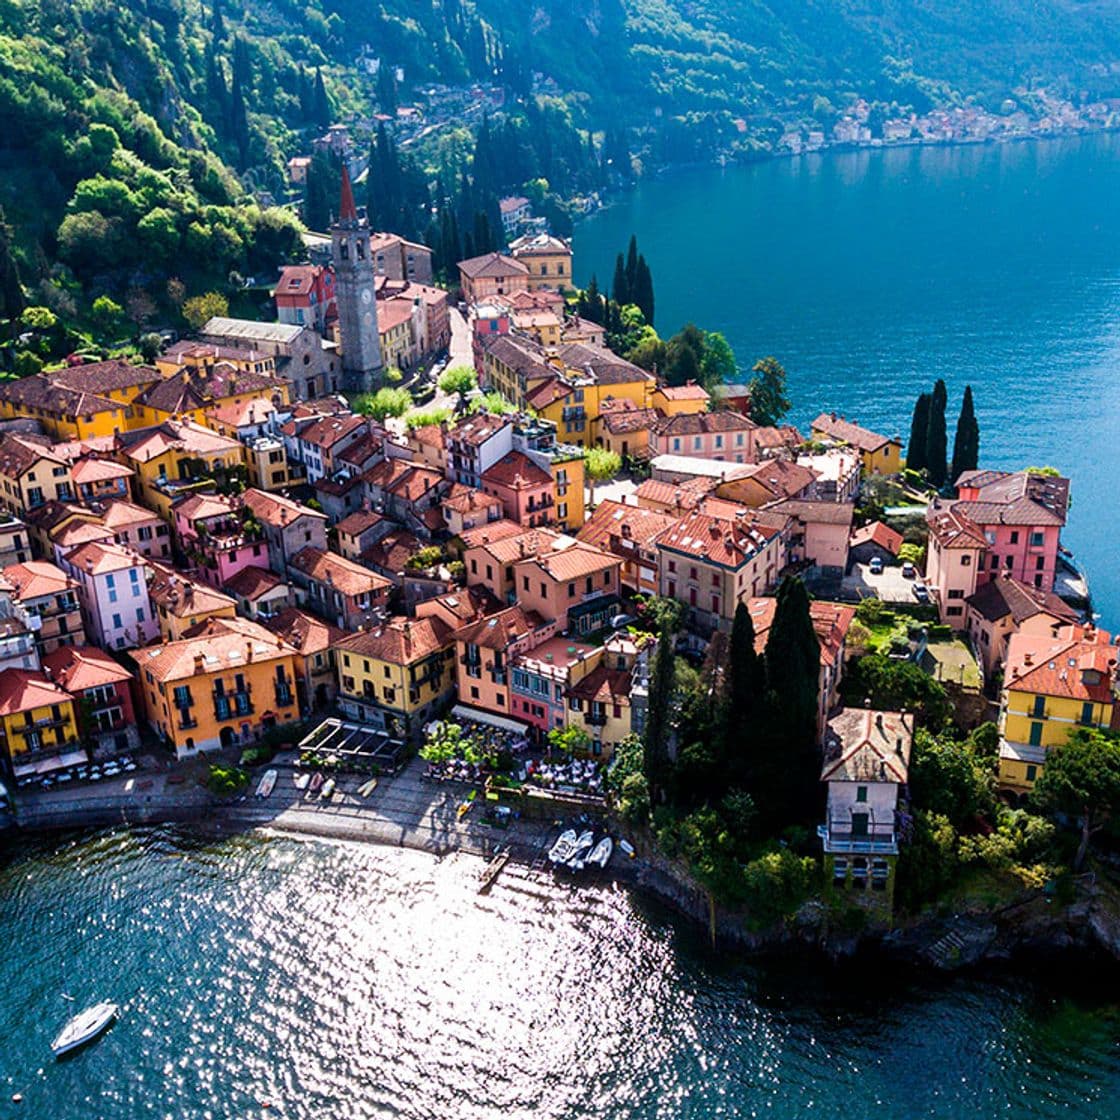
[818,816,898,855]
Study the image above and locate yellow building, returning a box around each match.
[650,382,710,417]
[811,412,903,476]
[335,615,455,738]
[137,615,300,758]
[148,563,239,641]
[157,341,278,381]
[0,433,75,517]
[114,421,246,520]
[0,375,130,441]
[563,634,653,759]
[998,624,1117,795]
[377,300,417,371]
[129,365,292,430]
[0,669,80,777]
[509,233,573,292]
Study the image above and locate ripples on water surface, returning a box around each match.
[1,828,1119,1118]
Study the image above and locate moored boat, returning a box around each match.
[587,837,613,869]
[565,830,595,871]
[51,1002,118,1057]
[320,777,336,800]
[548,829,578,864]
[255,769,277,799]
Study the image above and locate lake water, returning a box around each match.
[2,826,1120,1119]
[576,134,1120,627]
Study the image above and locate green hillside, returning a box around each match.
[3,0,1120,364]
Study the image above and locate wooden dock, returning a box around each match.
[478,848,510,893]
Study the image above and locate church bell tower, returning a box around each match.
[331,164,383,392]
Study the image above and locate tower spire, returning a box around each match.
[339,163,357,223]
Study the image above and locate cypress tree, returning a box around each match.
[313,67,332,128]
[625,234,639,294]
[950,384,980,486]
[643,629,676,803]
[584,275,602,324]
[758,577,821,827]
[907,392,930,472]
[723,601,764,786]
[632,253,655,326]
[0,207,24,322]
[611,252,629,306]
[925,378,948,488]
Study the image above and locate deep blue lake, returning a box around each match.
[577,134,1120,627]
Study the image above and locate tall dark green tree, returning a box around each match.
[376,61,398,115]
[950,384,980,486]
[664,323,705,385]
[723,601,765,786]
[925,378,948,488]
[631,253,655,326]
[0,207,25,322]
[313,67,332,128]
[643,628,676,803]
[746,356,791,425]
[624,235,639,292]
[303,151,341,232]
[907,391,931,472]
[611,252,629,306]
[758,577,821,827]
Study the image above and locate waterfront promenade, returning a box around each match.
[4,753,578,866]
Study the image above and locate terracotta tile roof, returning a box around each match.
[655,509,781,567]
[481,450,552,490]
[446,412,512,448]
[655,411,756,436]
[242,488,326,527]
[411,423,446,450]
[273,264,321,296]
[162,340,267,365]
[956,469,1070,525]
[524,377,568,410]
[754,424,803,450]
[69,457,133,485]
[0,433,66,478]
[473,527,562,566]
[101,499,160,531]
[335,615,452,665]
[850,520,903,555]
[289,547,391,598]
[654,381,710,401]
[25,501,91,535]
[118,420,242,463]
[1,560,77,600]
[42,645,131,692]
[764,498,855,527]
[147,562,236,617]
[454,605,547,650]
[457,519,527,549]
[377,299,415,333]
[927,503,988,550]
[555,342,653,387]
[386,464,444,503]
[174,492,237,523]
[262,606,344,655]
[600,405,660,435]
[225,565,286,601]
[577,500,678,558]
[443,484,502,515]
[1005,624,1117,702]
[205,397,280,429]
[515,539,619,582]
[633,477,715,511]
[139,616,295,683]
[47,359,158,396]
[729,459,817,501]
[821,708,913,783]
[0,668,75,716]
[417,585,501,626]
[362,529,423,574]
[336,433,384,469]
[336,511,385,537]
[0,375,123,419]
[64,539,143,576]
[966,575,1078,625]
[458,251,528,279]
[567,663,631,704]
[54,521,114,550]
[295,413,366,451]
[361,456,414,491]
[811,413,898,454]
[748,596,857,670]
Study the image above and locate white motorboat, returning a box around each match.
[51,1001,118,1057]
[293,773,310,790]
[319,777,336,800]
[255,769,277,799]
[587,837,613,869]
[548,829,578,864]
[565,830,595,870]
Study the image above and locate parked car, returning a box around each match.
[868,556,884,575]
[901,561,917,579]
[912,583,930,603]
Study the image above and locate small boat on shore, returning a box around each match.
[319,777,336,800]
[255,769,277,799]
[308,772,324,794]
[357,777,378,798]
[294,773,310,791]
[548,829,578,864]
[565,830,595,871]
[478,847,510,892]
[52,1002,118,1057]
[587,837,613,869]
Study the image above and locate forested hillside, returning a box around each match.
[3,0,1120,361]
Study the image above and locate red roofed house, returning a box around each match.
[849,521,904,566]
[0,668,81,782]
[263,606,345,712]
[288,546,391,631]
[481,450,555,528]
[748,596,857,738]
[810,413,903,476]
[1,560,84,654]
[441,484,504,537]
[577,499,677,596]
[457,252,529,303]
[43,644,139,755]
[173,492,269,590]
[656,509,785,634]
[925,501,989,625]
[273,264,336,333]
[819,708,913,910]
[59,539,159,650]
[512,539,622,637]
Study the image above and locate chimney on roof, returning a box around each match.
[194,653,205,673]
[875,712,884,730]
[1024,652,1033,666]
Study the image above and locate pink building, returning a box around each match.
[926,503,987,625]
[512,540,622,638]
[273,264,336,333]
[650,412,759,463]
[173,493,268,590]
[953,469,1069,594]
[481,451,555,528]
